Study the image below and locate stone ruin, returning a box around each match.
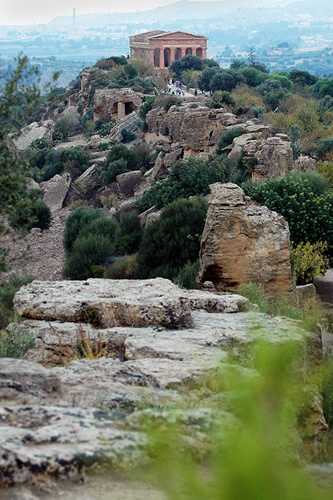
[93,88,143,122]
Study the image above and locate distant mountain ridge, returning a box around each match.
[48,0,283,27]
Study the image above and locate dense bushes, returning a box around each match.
[216,127,246,154]
[24,146,91,182]
[9,190,51,231]
[103,143,151,184]
[291,241,329,285]
[141,157,228,209]
[63,234,114,280]
[136,197,207,281]
[62,206,142,279]
[244,171,333,255]
[0,274,34,329]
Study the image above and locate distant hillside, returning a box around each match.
[47,0,333,28]
[47,0,282,27]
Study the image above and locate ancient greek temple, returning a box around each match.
[129,30,208,69]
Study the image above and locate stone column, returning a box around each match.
[160,47,165,69]
[170,47,175,64]
[202,48,207,59]
[149,49,154,65]
[118,101,125,119]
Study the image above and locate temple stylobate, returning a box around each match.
[129,30,208,69]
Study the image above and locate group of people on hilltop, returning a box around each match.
[168,79,186,96]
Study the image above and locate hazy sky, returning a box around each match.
[1,0,196,25]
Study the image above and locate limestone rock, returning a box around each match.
[40,173,71,212]
[146,103,230,153]
[74,164,103,195]
[138,206,162,228]
[198,183,293,298]
[108,112,142,143]
[294,155,317,171]
[253,135,294,180]
[7,120,54,155]
[13,278,192,329]
[117,170,143,198]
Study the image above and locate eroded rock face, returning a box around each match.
[198,183,293,298]
[145,103,230,153]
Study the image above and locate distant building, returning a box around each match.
[129,30,208,69]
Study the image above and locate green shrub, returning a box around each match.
[316,160,333,185]
[118,211,141,236]
[78,216,118,242]
[121,129,136,143]
[216,127,246,154]
[103,158,128,184]
[291,241,329,285]
[136,197,207,280]
[238,282,303,320]
[0,274,34,329]
[9,194,51,231]
[174,260,200,289]
[63,206,101,254]
[141,157,228,209]
[63,234,114,280]
[316,137,333,160]
[103,144,139,184]
[244,172,333,255]
[97,122,113,137]
[112,231,143,256]
[0,326,35,358]
[105,254,138,279]
[29,137,52,149]
[252,106,265,118]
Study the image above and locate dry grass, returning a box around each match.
[50,323,126,365]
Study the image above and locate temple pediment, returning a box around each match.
[151,31,207,41]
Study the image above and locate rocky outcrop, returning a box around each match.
[198,183,293,298]
[252,134,294,180]
[7,120,54,155]
[228,132,294,180]
[40,173,72,212]
[0,278,326,488]
[145,102,293,181]
[13,278,248,330]
[145,102,230,153]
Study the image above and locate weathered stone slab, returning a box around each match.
[13,278,192,329]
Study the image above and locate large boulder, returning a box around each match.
[74,163,103,196]
[252,134,294,180]
[198,183,293,298]
[7,120,54,155]
[40,173,72,212]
